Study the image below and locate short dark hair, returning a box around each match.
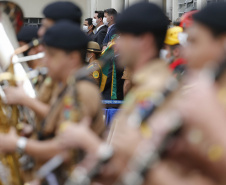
[85,18,95,30]
[104,8,118,19]
[95,10,104,20]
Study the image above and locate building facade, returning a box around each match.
[9,0,226,26]
[10,0,165,26]
[166,0,226,21]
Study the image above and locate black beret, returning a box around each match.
[116,2,169,35]
[193,2,226,33]
[17,26,38,43]
[43,1,82,25]
[43,20,89,51]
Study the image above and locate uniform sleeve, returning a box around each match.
[122,68,132,80]
[54,81,105,137]
[38,77,56,104]
[88,63,101,86]
[77,81,105,136]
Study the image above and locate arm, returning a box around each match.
[4,85,50,118]
[158,73,226,182]
[77,81,105,135]
[56,120,102,157]
[22,96,50,118]
[0,128,62,162]
[147,160,217,185]
[25,138,63,162]
[27,82,104,159]
[123,79,132,96]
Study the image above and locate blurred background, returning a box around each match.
[10,0,226,27]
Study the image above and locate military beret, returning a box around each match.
[43,20,89,51]
[116,2,169,35]
[17,26,38,43]
[43,1,82,25]
[193,2,226,33]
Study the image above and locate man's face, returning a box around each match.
[93,13,101,26]
[83,20,88,27]
[116,34,140,68]
[104,12,111,24]
[83,20,92,31]
[38,18,55,38]
[184,22,225,69]
[164,44,181,63]
[43,46,70,81]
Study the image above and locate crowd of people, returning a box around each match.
[82,8,124,101]
[0,1,226,185]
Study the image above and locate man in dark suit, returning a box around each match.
[92,11,107,47]
[102,8,118,49]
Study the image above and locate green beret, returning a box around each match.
[43,20,89,51]
[193,2,226,33]
[17,26,38,43]
[43,1,82,25]
[116,2,169,35]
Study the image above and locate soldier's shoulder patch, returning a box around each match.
[87,64,93,69]
[44,77,52,85]
[63,95,73,107]
[93,71,99,79]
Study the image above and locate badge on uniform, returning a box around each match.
[63,94,81,122]
[63,95,73,120]
[93,71,99,79]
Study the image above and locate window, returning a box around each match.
[24,18,42,27]
[178,0,197,18]
[207,0,226,3]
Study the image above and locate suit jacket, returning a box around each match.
[87,32,94,41]
[93,25,107,47]
[103,24,117,46]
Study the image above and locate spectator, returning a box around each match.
[102,8,118,49]
[92,11,107,47]
[86,41,102,86]
[164,26,186,79]
[83,18,95,40]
